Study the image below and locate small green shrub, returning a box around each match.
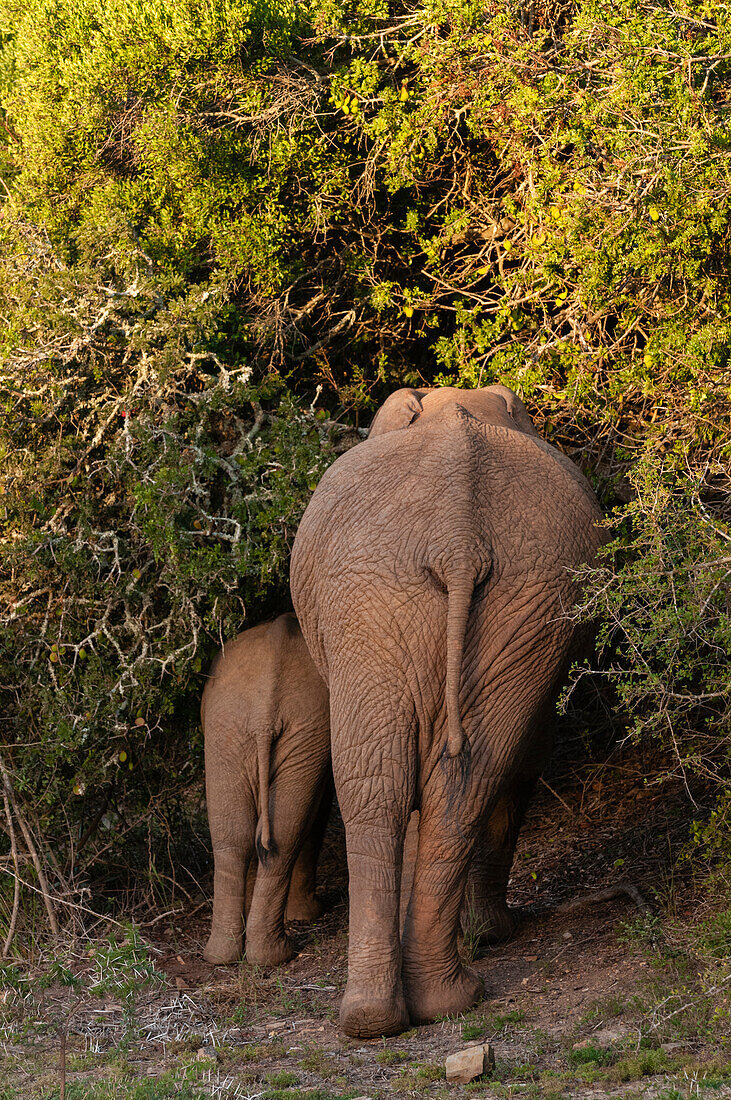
[267,1071,299,1087]
[569,1044,613,1067]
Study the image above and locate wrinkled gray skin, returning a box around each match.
[202,614,331,967]
[291,385,603,1037]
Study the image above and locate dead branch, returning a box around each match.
[1,771,20,957]
[0,754,59,935]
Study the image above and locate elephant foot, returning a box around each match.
[285,892,324,923]
[404,966,484,1025]
[462,900,520,949]
[340,987,409,1038]
[245,929,295,967]
[203,930,243,965]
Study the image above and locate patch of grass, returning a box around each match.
[509,1062,540,1082]
[582,993,627,1023]
[606,1048,676,1082]
[490,1060,539,1085]
[269,975,318,1018]
[460,901,495,963]
[267,1071,300,1088]
[476,1084,540,1099]
[240,1040,286,1064]
[415,1062,444,1081]
[627,965,731,1046]
[459,1007,526,1042]
[376,1048,411,1065]
[298,1046,340,1079]
[65,1051,98,1071]
[390,1059,445,1093]
[263,1092,351,1100]
[560,1046,678,1085]
[569,1044,614,1067]
[695,909,731,959]
[61,1071,210,1099]
[0,963,28,992]
[487,1008,527,1032]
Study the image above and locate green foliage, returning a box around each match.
[0,928,168,1058]
[569,1044,613,1067]
[0,0,729,922]
[572,457,730,771]
[695,907,731,960]
[87,926,166,999]
[689,793,731,897]
[58,1075,212,1100]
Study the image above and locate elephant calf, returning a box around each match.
[202,613,331,967]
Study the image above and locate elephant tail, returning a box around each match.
[445,573,474,758]
[255,727,276,863]
[440,553,492,759]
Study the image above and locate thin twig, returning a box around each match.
[0,754,59,935]
[1,775,20,957]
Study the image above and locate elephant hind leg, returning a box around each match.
[245,756,331,967]
[285,776,333,922]
[462,779,536,950]
[401,803,483,1025]
[463,705,555,952]
[332,675,415,1039]
[204,799,257,965]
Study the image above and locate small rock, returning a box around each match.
[196,1047,211,1061]
[445,1043,495,1084]
[563,931,573,940]
[661,1041,687,1053]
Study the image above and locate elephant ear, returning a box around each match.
[484,384,540,438]
[368,389,425,437]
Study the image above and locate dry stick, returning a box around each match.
[8,873,123,925]
[1,776,20,957]
[538,775,580,819]
[0,754,59,935]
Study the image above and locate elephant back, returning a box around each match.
[291,399,602,685]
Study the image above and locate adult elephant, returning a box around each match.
[290,384,603,1038]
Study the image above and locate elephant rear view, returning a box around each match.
[202,613,331,967]
[290,387,603,1037]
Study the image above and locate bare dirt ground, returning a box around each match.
[3,737,730,1099]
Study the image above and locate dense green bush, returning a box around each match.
[570,457,730,783]
[0,0,729,933]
